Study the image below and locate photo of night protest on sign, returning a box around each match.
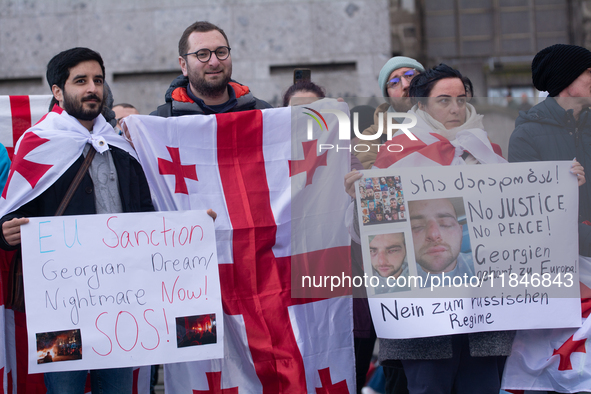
[176,314,217,348]
[20,210,223,373]
[36,329,82,364]
[359,175,406,226]
[357,161,582,340]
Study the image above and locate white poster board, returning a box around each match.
[21,210,223,373]
[357,161,581,338]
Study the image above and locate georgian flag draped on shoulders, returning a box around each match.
[0,104,137,218]
[125,99,355,393]
[373,113,506,169]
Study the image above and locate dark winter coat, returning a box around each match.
[509,97,591,257]
[152,75,271,117]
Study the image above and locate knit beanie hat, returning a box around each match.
[378,56,425,97]
[532,44,591,97]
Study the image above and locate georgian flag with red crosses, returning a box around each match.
[502,256,591,393]
[124,99,355,393]
[502,297,591,393]
[0,95,53,161]
[0,95,53,393]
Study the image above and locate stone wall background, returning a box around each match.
[0,0,391,114]
[2,0,591,121]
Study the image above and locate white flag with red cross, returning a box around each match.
[0,95,52,394]
[0,95,53,160]
[125,100,355,393]
[502,297,591,393]
[501,256,591,393]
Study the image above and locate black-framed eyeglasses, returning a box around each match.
[387,69,418,89]
[183,46,231,63]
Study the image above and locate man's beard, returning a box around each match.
[63,91,103,121]
[189,66,232,99]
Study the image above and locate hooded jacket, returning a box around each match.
[509,97,591,257]
[152,75,271,117]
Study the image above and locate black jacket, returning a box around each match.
[0,146,154,251]
[151,75,271,117]
[509,97,591,256]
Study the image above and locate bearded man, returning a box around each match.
[153,21,271,117]
[0,47,155,393]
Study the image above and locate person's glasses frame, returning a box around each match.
[182,46,232,63]
[387,69,418,89]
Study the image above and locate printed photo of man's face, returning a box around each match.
[369,233,407,278]
[409,198,463,274]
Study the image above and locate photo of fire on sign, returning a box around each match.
[176,313,217,348]
[36,329,82,364]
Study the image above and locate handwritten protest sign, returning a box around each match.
[21,210,222,373]
[356,161,581,338]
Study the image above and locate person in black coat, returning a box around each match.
[509,44,588,256]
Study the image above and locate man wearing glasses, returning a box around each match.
[355,57,425,169]
[153,21,270,117]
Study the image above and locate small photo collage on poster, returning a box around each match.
[36,329,82,364]
[359,175,406,226]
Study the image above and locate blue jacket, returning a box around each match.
[0,143,9,192]
[509,97,591,256]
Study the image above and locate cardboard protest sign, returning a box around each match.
[356,161,581,338]
[20,210,222,373]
